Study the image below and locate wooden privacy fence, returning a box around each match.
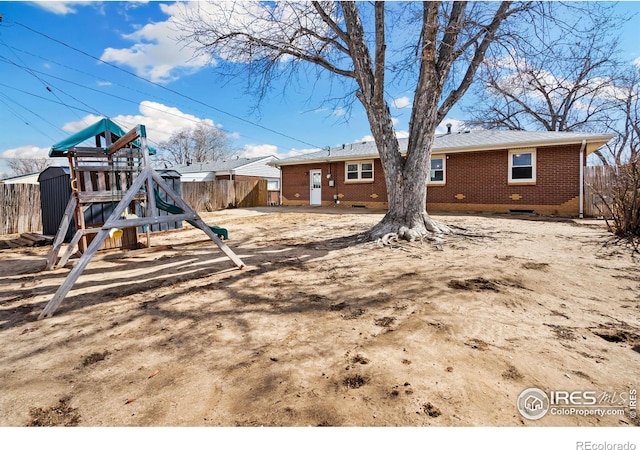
[181,179,268,212]
[1,179,269,237]
[584,165,615,218]
[0,183,42,235]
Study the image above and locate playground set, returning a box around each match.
[39,118,244,319]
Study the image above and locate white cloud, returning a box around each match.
[356,135,374,143]
[32,1,93,15]
[634,57,640,68]
[1,145,50,160]
[242,144,278,158]
[96,81,112,87]
[62,101,222,143]
[101,3,210,83]
[391,117,399,126]
[436,118,468,134]
[333,107,346,117]
[392,96,412,109]
[0,146,70,173]
[395,130,409,139]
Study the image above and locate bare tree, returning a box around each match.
[465,3,626,164]
[601,67,640,165]
[597,160,640,241]
[177,1,530,241]
[6,158,49,176]
[588,66,640,239]
[158,123,237,166]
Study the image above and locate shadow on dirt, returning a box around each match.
[0,232,365,333]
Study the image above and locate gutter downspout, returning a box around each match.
[278,166,283,206]
[579,139,586,219]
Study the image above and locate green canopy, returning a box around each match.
[49,118,157,157]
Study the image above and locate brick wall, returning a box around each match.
[281,144,584,215]
[428,144,581,213]
[282,160,388,207]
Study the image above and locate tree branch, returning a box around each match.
[312,1,350,44]
[374,1,386,109]
[438,1,515,123]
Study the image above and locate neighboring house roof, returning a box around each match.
[273,130,616,166]
[172,155,279,174]
[49,118,157,157]
[0,172,41,184]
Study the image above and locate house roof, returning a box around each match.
[49,118,157,157]
[273,130,616,166]
[0,172,41,184]
[172,155,278,174]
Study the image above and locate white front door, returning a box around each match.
[309,169,322,205]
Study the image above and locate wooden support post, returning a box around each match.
[76,204,88,253]
[55,229,89,269]
[144,149,157,248]
[38,228,111,320]
[45,196,78,270]
[151,171,245,268]
[190,216,246,269]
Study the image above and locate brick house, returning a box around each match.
[273,130,615,216]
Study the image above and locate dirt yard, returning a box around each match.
[0,207,638,427]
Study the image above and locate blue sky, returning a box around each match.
[0,1,639,176]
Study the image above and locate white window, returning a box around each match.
[508,148,536,183]
[345,161,374,181]
[267,179,279,191]
[429,156,446,185]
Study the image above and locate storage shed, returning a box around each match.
[39,167,73,242]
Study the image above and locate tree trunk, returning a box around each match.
[347,2,451,242]
[365,138,451,242]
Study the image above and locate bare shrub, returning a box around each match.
[596,158,640,238]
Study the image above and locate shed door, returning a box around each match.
[309,170,322,206]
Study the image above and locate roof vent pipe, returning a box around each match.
[446,123,452,134]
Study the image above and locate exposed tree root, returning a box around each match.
[365,211,497,248]
[380,233,399,247]
[367,211,452,246]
